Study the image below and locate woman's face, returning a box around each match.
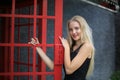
[69,21,82,41]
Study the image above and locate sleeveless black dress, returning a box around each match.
[64,44,90,80]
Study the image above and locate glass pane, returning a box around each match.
[14,47,33,72]
[47,0,55,16]
[37,0,42,15]
[46,75,54,80]
[14,76,33,80]
[14,18,33,43]
[47,19,54,44]
[0,0,12,14]
[0,46,11,72]
[0,76,10,80]
[15,0,34,15]
[0,17,11,43]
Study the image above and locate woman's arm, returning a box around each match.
[59,37,92,74]
[29,38,54,70]
[36,47,54,70]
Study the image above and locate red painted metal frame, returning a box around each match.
[41,0,47,79]
[10,0,15,80]
[0,0,63,80]
[54,0,63,80]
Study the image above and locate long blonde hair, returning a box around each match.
[66,15,95,78]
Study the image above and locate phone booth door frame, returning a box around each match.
[0,0,63,80]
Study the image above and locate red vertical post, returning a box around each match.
[33,0,37,80]
[36,1,43,80]
[54,0,63,80]
[41,0,47,80]
[10,0,15,80]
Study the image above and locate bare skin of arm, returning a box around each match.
[29,38,54,70]
[59,37,92,74]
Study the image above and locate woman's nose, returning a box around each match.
[72,29,76,34]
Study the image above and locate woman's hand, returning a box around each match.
[28,37,39,45]
[59,36,69,49]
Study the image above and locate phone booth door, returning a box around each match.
[0,0,63,80]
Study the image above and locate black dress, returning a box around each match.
[64,44,91,80]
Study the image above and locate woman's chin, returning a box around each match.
[73,38,79,41]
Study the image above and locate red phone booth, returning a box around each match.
[0,0,63,80]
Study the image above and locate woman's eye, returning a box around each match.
[69,28,72,31]
[75,27,79,30]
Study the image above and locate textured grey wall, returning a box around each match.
[63,0,115,80]
[115,13,120,71]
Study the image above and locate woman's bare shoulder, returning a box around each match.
[82,42,93,49]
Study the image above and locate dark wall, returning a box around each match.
[63,0,115,80]
[115,13,120,71]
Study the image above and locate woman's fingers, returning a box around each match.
[59,36,63,43]
[31,38,35,42]
[28,38,39,45]
[59,36,66,46]
[59,36,62,41]
[28,42,31,44]
[59,36,64,41]
[35,37,38,41]
[35,37,39,43]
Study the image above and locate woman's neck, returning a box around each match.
[75,39,82,47]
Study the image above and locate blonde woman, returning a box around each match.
[29,15,95,80]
